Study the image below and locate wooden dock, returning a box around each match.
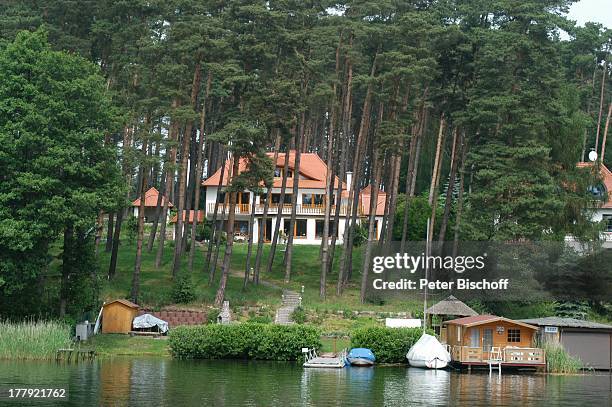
[303,349,347,368]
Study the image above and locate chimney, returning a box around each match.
[346,172,353,191]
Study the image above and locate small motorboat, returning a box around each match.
[347,348,376,366]
[406,333,451,369]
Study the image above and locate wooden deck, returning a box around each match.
[450,346,545,367]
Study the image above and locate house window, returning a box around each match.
[457,326,461,343]
[218,192,226,203]
[272,194,292,204]
[315,220,337,238]
[604,215,612,232]
[508,329,521,343]
[295,219,307,237]
[238,192,250,205]
[274,167,282,177]
[302,194,325,206]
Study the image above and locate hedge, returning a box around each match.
[168,323,321,361]
[350,327,426,363]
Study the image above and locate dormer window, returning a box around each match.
[588,184,606,200]
[274,168,293,178]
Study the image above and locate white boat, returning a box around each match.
[406,333,451,369]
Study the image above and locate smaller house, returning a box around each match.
[131,187,174,222]
[426,295,478,336]
[442,315,545,368]
[102,299,140,334]
[520,317,612,370]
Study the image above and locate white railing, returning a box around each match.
[207,203,353,216]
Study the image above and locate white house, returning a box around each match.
[199,151,387,244]
[571,162,612,248]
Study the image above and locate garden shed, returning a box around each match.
[102,299,140,334]
[520,317,612,370]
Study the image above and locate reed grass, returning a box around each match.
[0,320,72,360]
[543,342,582,374]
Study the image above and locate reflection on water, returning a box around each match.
[0,358,609,406]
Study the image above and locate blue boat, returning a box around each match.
[348,348,376,366]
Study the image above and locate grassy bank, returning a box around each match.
[0,320,72,360]
[87,334,170,357]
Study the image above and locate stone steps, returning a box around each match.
[274,290,301,324]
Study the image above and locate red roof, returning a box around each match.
[170,210,205,224]
[131,187,173,208]
[202,151,345,190]
[443,314,538,330]
[577,162,612,208]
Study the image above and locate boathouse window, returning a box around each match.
[508,329,521,343]
[457,326,461,342]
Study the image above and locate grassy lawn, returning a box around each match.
[97,237,421,318]
[86,334,170,357]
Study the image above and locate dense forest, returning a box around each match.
[0,1,610,320]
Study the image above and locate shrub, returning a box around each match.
[0,320,72,360]
[247,315,273,324]
[172,274,196,304]
[543,342,582,373]
[168,323,321,361]
[207,308,220,324]
[291,307,306,324]
[350,327,425,363]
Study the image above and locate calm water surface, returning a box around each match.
[0,358,610,406]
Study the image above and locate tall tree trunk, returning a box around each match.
[254,131,281,284]
[172,63,202,277]
[147,169,166,252]
[214,158,241,307]
[132,137,148,304]
[320,104,337,297]
[438,128,460,244]
[428,114,446,241]
[266,144,291,273]
[337,52,378,295]
[59,224,73,317]
[108,210,123,279]
[94,209,104,256]
[600,103,611,162]
[244,197,257,288]
[155,99,181,269]
[205,160,227,278]
[360,152,381,303]
[595,54,608,152]
[189,72,212,271]
[105,212,114,252]
[284,115,304,282]
[452,137,468,258]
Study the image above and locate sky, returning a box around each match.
[567,0,612,29]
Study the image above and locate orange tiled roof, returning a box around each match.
[577,162,612,208]
[202,151,345,189]
[131,187,174,208]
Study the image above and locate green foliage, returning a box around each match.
[196,220,213,242]
[246,315,273,324]
[350,327,425,363]
[168,323,321,361]
[172,273,196,304]
[207,309,220,324]
[124,216,138,242]
[0,29,121,318]
[393,195,435,240]
[0,320,72,360]
[351,223,368,247]
[290,307,306,324]
[542,342,582,374]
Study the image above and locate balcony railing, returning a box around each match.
[207,203,354,216]
[450,345,545,364]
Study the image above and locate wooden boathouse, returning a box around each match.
[441,315,545,369]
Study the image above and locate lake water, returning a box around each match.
[0,358,610,406]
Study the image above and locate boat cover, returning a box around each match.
[406,334,451,364]
[132,314,169,333]
[348,348,376,362]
